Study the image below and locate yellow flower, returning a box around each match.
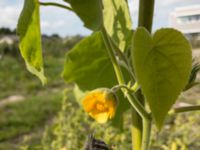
[82,88,117,123]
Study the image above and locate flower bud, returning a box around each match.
[82,88,117,123]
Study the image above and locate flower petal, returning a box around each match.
[92,112,109,124]
[82,88,118,123]
[82,95,96,112]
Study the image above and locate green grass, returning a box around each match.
[0,92,62,142]
[0,54,65,150]
[0,55,64,100]
[0,36,80,150]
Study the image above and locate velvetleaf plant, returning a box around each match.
[17,0,200,150]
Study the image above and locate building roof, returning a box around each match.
[169,5,200,34]
[172,5,200,17]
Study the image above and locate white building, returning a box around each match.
[0,35,18,45]
[169,5,200,48]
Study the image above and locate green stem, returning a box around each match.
[101,27,151,150]
[111,83,138,93]
[110,38,129,66]
[131,82,139,92]
[132,109,143,150]
[101,27,125,85]
[111,84,150,119]
[132,90,144,150]
[169,105,200,115]
[109,39,136,81]
[141,119,152,150]
[137,0,155,149]
[39,2,73,11]
[129,94,150,120]
[101,27,150,119]
[138,0,155,32]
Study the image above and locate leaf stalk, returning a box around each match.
[137,0,155,149]
[169,105,200,115]
[101,27,151,121]
[39,2,73,11]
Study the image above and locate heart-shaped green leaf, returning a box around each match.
[132,27,192,129]
[17,0,46,84]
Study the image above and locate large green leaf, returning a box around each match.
[17,0,46,84]
[62,32,130,127]
[103,0,132,51]
[68,0,103,31]
[132,27,192,129]
[62,32,116,90]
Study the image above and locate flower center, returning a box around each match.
[95,102,108,112]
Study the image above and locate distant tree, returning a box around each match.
[51,34,61,39]
[63,35,83,50]
[0,28,16,35]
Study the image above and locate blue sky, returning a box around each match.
[0,0,199,36]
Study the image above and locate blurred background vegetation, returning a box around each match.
[0,27,200,150]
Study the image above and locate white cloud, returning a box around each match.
[41,19,69,31]
[128,0,139,28]
[0,0,90,36]
[41,21,51,28]
[39,6,91,36]
[128,0,139,15]
[0,5,21,29]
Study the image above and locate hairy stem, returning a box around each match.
[39,2,73,11]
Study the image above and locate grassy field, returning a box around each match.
[0,34,83,149]
[0,93,62,150]
[0,41,200,149]
[0,51,65,150]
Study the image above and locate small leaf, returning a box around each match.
[17,0,46,84]
[68,0,103,31]
[184,60,200,91]
[132,27,192,129]
[103,0,132,51]
[188,60,200,85]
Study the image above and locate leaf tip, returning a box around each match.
[26,62,47,85]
